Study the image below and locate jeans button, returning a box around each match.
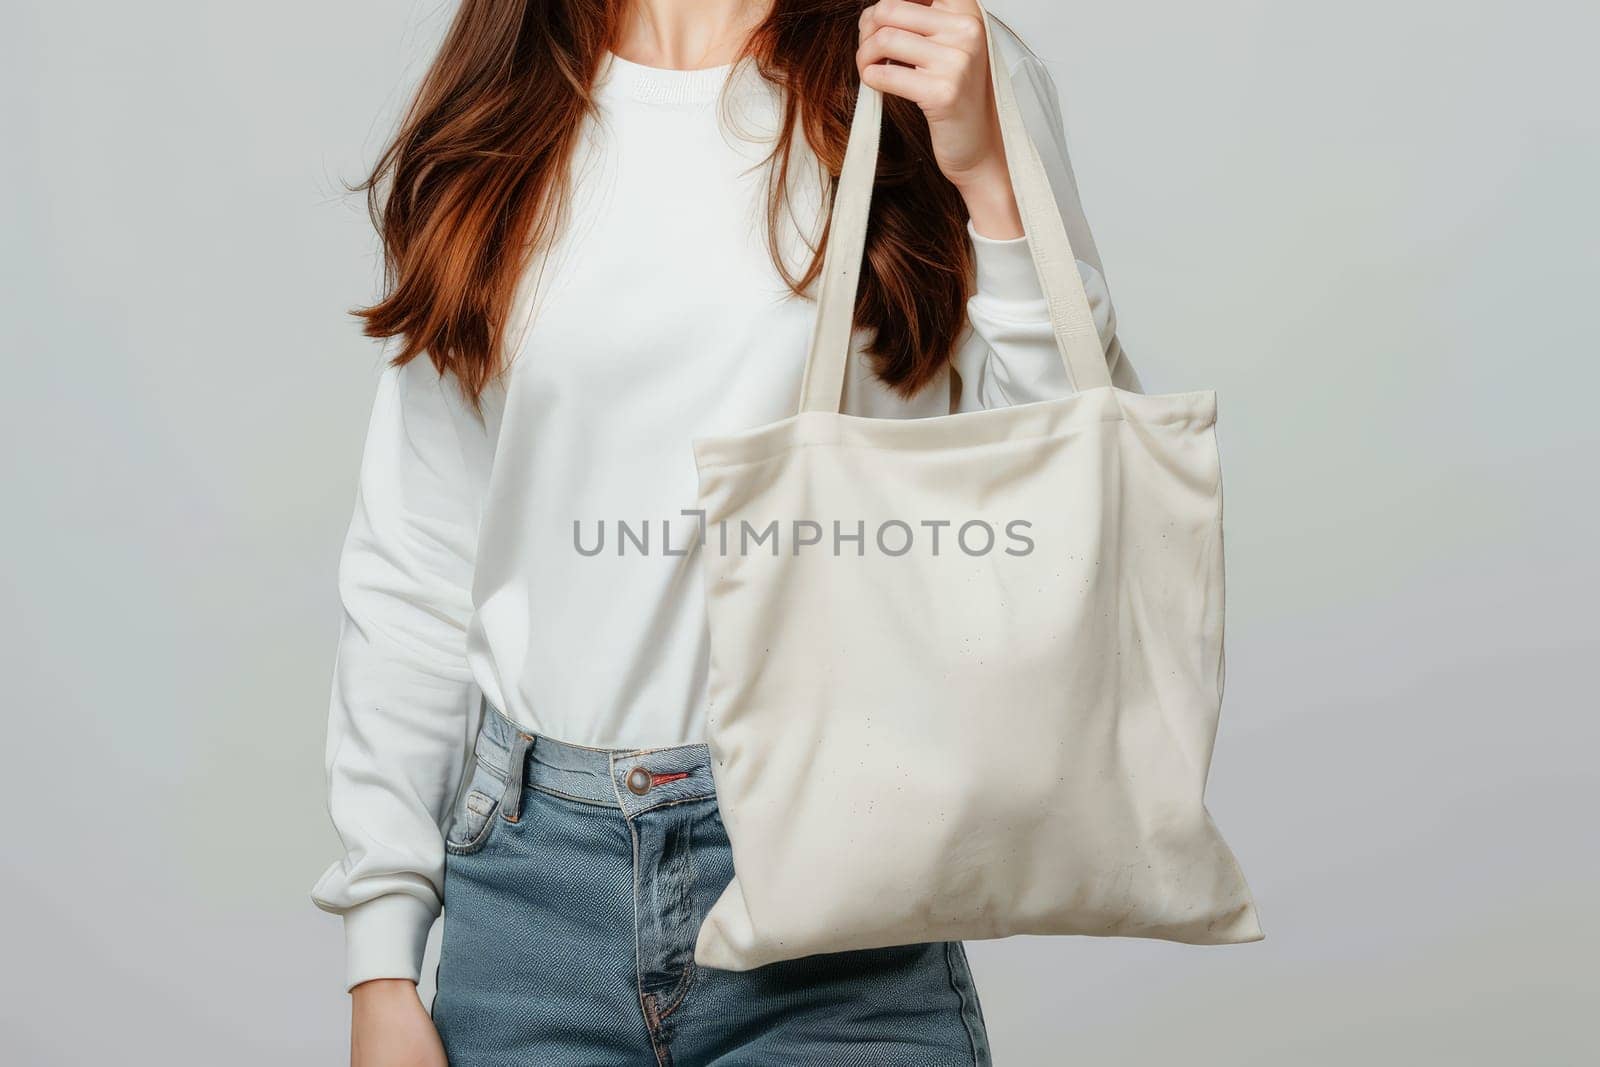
[625,766,651,796]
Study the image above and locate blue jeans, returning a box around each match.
[433,703,992,1066]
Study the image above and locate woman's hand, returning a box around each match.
[857,0,1023,238]
[350,979,447,1067]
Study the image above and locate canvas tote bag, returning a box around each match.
[691,5,1261,971]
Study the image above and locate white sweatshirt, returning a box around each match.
[314,32,1140,990]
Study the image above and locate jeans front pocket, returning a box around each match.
[444,758,509,856]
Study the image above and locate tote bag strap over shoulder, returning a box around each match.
[797,4,1114,415]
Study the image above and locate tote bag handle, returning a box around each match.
[797,5,1114,415]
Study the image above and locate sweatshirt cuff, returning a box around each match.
[969,221,1045,303]
[342,894,438,991]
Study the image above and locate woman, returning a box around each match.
[313,0,1138,1063]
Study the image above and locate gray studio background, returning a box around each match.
[3,0,1596,1063]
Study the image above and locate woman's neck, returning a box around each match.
[613,0,769,70]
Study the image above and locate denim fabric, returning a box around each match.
[433,703,992,1066]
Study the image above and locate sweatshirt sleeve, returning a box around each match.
[952,51,1141,410]
[311,358,490,990]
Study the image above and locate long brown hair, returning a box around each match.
[357,0,973,405]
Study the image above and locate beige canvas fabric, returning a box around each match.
[691,6,1262,971]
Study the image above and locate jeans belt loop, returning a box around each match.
[500,731,534,824]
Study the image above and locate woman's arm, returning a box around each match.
[857,2,1141,405]
[311,358,490,992]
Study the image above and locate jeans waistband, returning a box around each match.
[472,699,716,819]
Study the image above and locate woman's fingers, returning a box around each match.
[860,0,986,48]
[858,60,949,111]
[860,0,947,40]
[853,0,1007,195]
[857,0,989,116]
[857,25,955,75]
